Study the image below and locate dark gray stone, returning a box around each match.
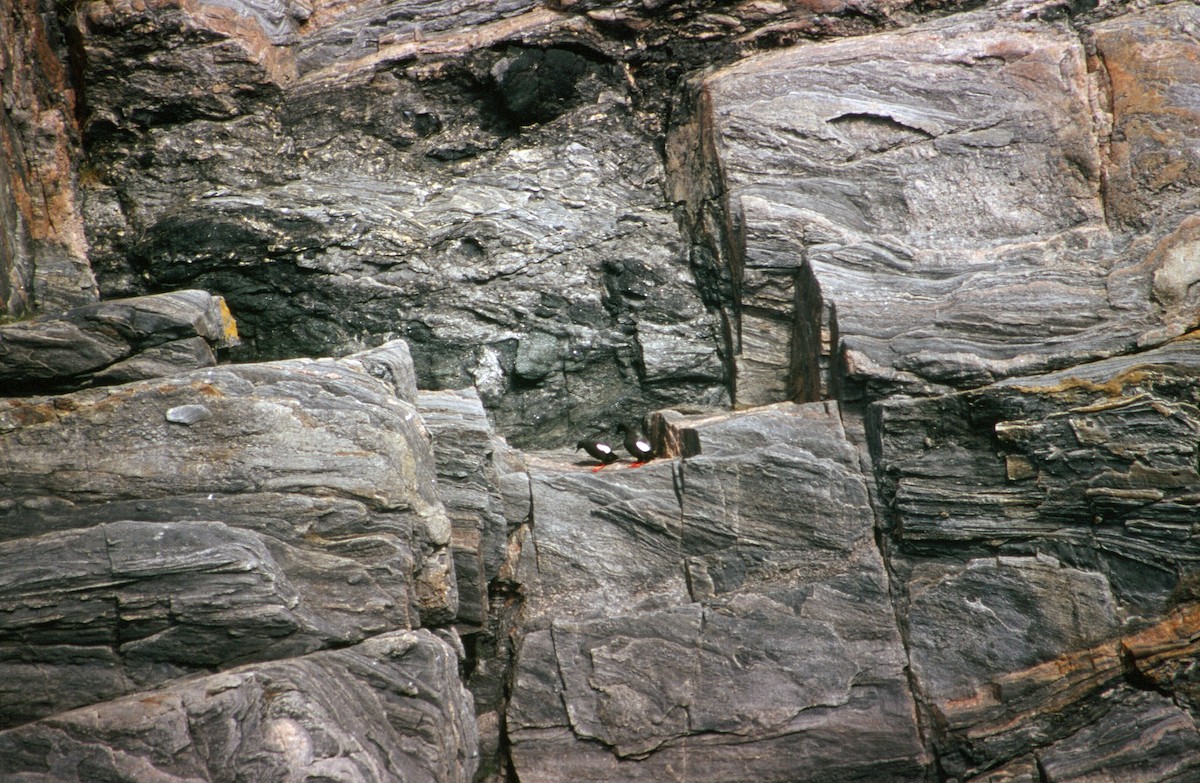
[0,342,456,725]
[507,403,926,781]
[0,630,480,783]
[0,290,238,394]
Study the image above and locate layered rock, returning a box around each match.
[667,0,1200,406]
[507,403,928,781]
[0,630,479,783]
[4,0,1200,779]
[0,340,458,727]
[0,289,239,393]
[74,0,731,447]
[418,386,520,628]
[0,0,97,316]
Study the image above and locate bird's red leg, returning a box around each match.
[627,461,645,469]
[591,463,609,472]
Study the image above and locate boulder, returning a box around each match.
[0,290,239,394]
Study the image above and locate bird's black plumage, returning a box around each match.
[576,438,619,471]
[616,422,654,467]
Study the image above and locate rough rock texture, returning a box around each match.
[73,0,737,447]
[507,403,927,781]
[0,289,239,393]
[667,0,1200,405]
[0,340,458,726]
[0,0,97,316]
[418,386,517,628]
[0,630,479,783]
[6,0,1200,780]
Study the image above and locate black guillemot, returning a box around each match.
[576,438,620,472]
[616,422,654,468]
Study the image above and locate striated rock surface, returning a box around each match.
[5,0,1200,779]
[0,0,97,317]
[0,629,479,783]
[72,0,734,447]
[507,403,927,781]
[0,340,458,726]
[668,0,1200,405]
[0,289,239,393]
[418,386,517,628]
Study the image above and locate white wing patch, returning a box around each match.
[597,443,612,454]
[636,439,651,451]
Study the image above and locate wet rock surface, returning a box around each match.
[3,0,1200,780]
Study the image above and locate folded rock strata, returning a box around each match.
[667,1,1200,405]
[507,402,928,781]
[0,289,239,394]
[0,340,458,726]
[0,630,479,783]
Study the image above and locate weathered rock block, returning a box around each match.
[507,403,927,781]
[0,289,239,394]
[870,338,1200,614]
[0,630,479,783]
[669,2,1200,405]
[0,340,456,725]
[418,387,517,627]
[870,336,1200,778]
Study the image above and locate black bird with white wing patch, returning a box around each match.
[616,422,654,468]
[576,437,620,472]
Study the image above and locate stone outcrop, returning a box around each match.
[0,0,97,315]
[73,0,734,448]
[0,630,479,783]
[0,341,458,725]
[667,0,1200,406]
[4,0,1200,780]
[0,289,238,393]
[507,403,928,781]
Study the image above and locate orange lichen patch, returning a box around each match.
[192,381,225,398]
[0,399,60,427]
[1007,367,1158,399]
[214,296,240,347]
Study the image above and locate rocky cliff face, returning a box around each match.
[3,0,1200,781]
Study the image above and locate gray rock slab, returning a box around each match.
[669,3,1200,405]
[869,339,1200,614]
[0,290,239,393]
[418,388,514,626]
[906,555,1121,706]
[507,402,926,781]
[0,341,458,724]
[0,630,479,783]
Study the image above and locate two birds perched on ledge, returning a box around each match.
[577,422,654,471]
